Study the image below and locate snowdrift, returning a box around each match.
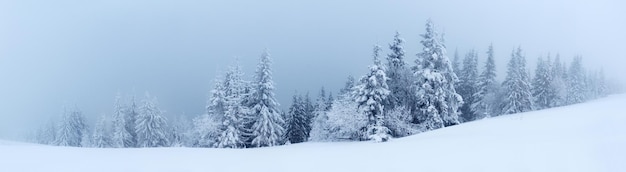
[1,94,625,172]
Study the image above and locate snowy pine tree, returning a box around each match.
[55,108,87,147]
[452,48,461,78]
[566,56,587,104]
[339,75,356,96]
[532,56,557,110]
[92,113,111,148]
[501,47,533,114]
[472,44,498,118]
[111,94,132,148]
[135,92,170,147]
[286,94,309,144]
[248,49,285,147]
[353,45,391,142]
[413,19,463,129]
[215,65,248,148]
[124,96,140,147]
[458,49,479,122]
[551,54,567,107]
[386,31,411,110]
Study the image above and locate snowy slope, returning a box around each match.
[2,94,626,172]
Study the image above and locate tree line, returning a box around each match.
[32,19,617,148]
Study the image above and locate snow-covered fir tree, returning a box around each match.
[501,47,533,114]
[215,65,248,148]
[248,49,285,147]
[339,75,356,96]
[92,113,111,148]
[452,48,461,78]
[413,19,463,129]
[326,92,334,111]
[36,118,57,145]
[551,54,567,107]
[111,94,132,148]
[472,44,498,118]
[597,68,608,97]
[169,114,192,147]
[566,56,587,105]
[286,94,308,144]
[353,45,391,142]
[135,93,170,147]
[55,108,87,147]
[532,56,557,110]
[458,49,479,122]
[124,95,140,147]
[386,31,412,110]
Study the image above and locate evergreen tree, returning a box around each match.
[472,44,498,118]
[135,93,170,147]
[458,49,479,122]
[111,94,132,148]
[413,19,462,129]
[452,48,461,77]
[598,68,608,97]
[124,96,139,147]
[36,118,57,145]
[169,114,192,147]
[501,47,533,114]
[339,76,356,96]
[566,56,587,104]
[92,114,111,148]
[532,56,557,110]
[286,94,308,144]
[386,32,408,109]
[551,54,567,107]
[302,92,315,138]
[215,65,248,148]
[248,49,285,147]
[326,92,334,111]
[353,45,391,142]
[55,108,87,147]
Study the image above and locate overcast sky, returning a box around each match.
[1,0,625,140]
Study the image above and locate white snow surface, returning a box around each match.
[2,94,626,172]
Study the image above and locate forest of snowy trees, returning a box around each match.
[33,19,618,148]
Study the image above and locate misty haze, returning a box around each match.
[1,0,625,172]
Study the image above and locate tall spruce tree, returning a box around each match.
[124,96,140,147]
[353,45,391,142]
[472,44,498,118]
[111,94,132,148]
[501,47,533,114]
[386,31,412,111]
[551,54,567,107]
[248,49,285,147]
[532,56,557,110]
[55,108,87,147]
[413,19,463,129]
[215,65,248,148]
[566,56,587,104]
[458,49,479,122]
[92,113,111,148]
[135,92,170,147]
[286,94,308,144]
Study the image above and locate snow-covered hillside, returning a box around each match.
[2,94,625,172]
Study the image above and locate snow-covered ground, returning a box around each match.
[2,94,625,172]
